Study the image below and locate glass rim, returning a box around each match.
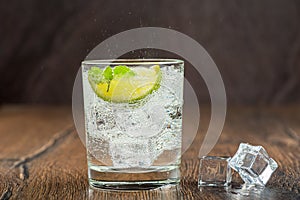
[82,58,184,66]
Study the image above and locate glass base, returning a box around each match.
[88,165,180,190]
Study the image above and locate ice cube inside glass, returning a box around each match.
[82,59,184,189]
[198,156,232,187]
[228,143,278,186]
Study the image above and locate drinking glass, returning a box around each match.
[82,59,184,189]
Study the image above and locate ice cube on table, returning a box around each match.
[228,143,278,186]
[198,156,232,187]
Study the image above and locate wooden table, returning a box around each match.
[0,105,299,199]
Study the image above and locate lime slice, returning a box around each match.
[88,65,161,103]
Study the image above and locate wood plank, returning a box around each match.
[0,105,73,158]
[0,105,299,199]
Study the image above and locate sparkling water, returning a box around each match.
[82,60,184,189]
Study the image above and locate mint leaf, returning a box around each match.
[88,66,102,84]
[103,66,113,92]
[113,65,135,77]
[103,66,113,81]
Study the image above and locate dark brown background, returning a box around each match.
[1,0,300,105]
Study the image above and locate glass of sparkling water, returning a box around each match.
[82,59,184,189]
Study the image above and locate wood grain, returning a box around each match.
[0,105,299,199]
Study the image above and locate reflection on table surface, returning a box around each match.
[88,184,182,200]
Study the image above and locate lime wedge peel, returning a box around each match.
[88,65,161,103]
